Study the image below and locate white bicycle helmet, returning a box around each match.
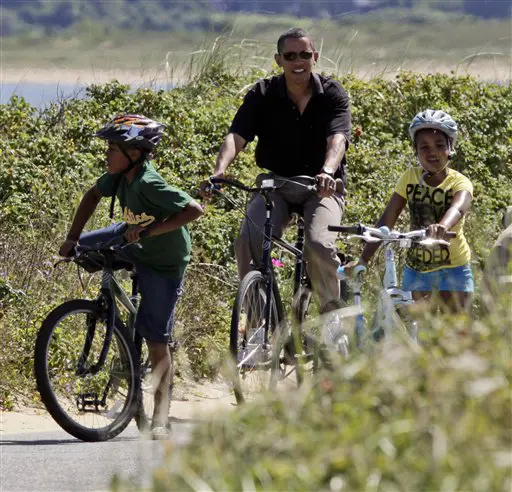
[409,109,458,149]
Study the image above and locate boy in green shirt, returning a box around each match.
[59,114,203,439]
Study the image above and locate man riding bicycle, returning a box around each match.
[201,27,351,315]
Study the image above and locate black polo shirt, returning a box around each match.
[229,73,351,183]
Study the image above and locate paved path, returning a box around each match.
[1,423,190,491]
[1,381,235,491]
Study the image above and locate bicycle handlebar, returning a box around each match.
[328,223,456,241]
[328,224,363,234]
[208,175,318,194]
[209,176,255,192]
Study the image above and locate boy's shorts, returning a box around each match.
[402,264,474,293]
[79,223,183,343]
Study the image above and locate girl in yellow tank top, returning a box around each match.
[346,109,474,313]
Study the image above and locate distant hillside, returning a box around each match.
[1,0,510,35]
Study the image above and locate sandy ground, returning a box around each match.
[1,379,235,435]
[1,67,184,86]
[2,59,510,87]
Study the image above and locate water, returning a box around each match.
[1,81,174,108]
[1,82,85,107]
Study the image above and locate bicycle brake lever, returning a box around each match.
[53,257,72,268]
[204,183,221,194]
[349,233,381,243]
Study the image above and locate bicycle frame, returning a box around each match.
[372,243,416,342]
[210,176,312,357]
[76,251,139,376]
[342,265,366,348]
[256,183,307,345]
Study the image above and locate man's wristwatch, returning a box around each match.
[321,167,335,177]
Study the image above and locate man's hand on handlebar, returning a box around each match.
[199,174,223,200]
[315,172,337,198]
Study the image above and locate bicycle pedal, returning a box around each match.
[168,340,180,352]
[76,392,105,412]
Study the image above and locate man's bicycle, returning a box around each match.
[209,175,345,404]
[328,223,456,346]
[34,240,174,441]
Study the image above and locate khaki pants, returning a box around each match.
[234,173,345,313]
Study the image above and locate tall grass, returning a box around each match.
[2,13,511,83]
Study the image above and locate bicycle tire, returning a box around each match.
[370,299,418,344]
[290,286,314,384]
[230,270,286,404]
[34,299,140,442]
[294,288,351,373]
[134,336,174,433]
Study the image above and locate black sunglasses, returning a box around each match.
[281,51,314,62]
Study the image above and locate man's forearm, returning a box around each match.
[323,133,347,172]
[213,133,246,176]
[67,186,102,240]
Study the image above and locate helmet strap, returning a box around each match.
[119,146,147,174]
[418,161,449,187]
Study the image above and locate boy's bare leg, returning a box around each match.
[147,340,172,428]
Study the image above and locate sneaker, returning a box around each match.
[151,425,170,440]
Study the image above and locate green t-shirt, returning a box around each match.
[96,161,192,279]
[395,167,473,273]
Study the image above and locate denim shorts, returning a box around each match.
[79,223,183,343]
[402,264,474,293]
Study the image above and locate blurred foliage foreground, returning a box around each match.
[0,66,511,488]
[144,315,511,491]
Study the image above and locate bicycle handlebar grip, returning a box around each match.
[139,228,150,239]
[209,176,251,192]
[328,224,362,234]
[445,231,457,239]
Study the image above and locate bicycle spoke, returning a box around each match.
[231,271,299,403]
[36,303,137,440]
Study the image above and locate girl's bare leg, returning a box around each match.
[439,291,472,314]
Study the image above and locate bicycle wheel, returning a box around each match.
[230,270,289,404]
[134,336,174,433]
[292,289,348,375]
[290,286,315,383]
[395,304,419,344]
[34,299,140,442]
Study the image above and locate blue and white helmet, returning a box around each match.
[408,109,458,149]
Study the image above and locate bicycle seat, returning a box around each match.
[74,251,134,273]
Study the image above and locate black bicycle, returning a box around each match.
[34,240,174,441]
[209,175,342,404]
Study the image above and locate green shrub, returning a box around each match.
[148,312,512,491]
[0,66,511,408]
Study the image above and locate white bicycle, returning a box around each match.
[328,224,456,347]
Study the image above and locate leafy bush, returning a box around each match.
[148,313,512,491]
[0,66,511,409]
